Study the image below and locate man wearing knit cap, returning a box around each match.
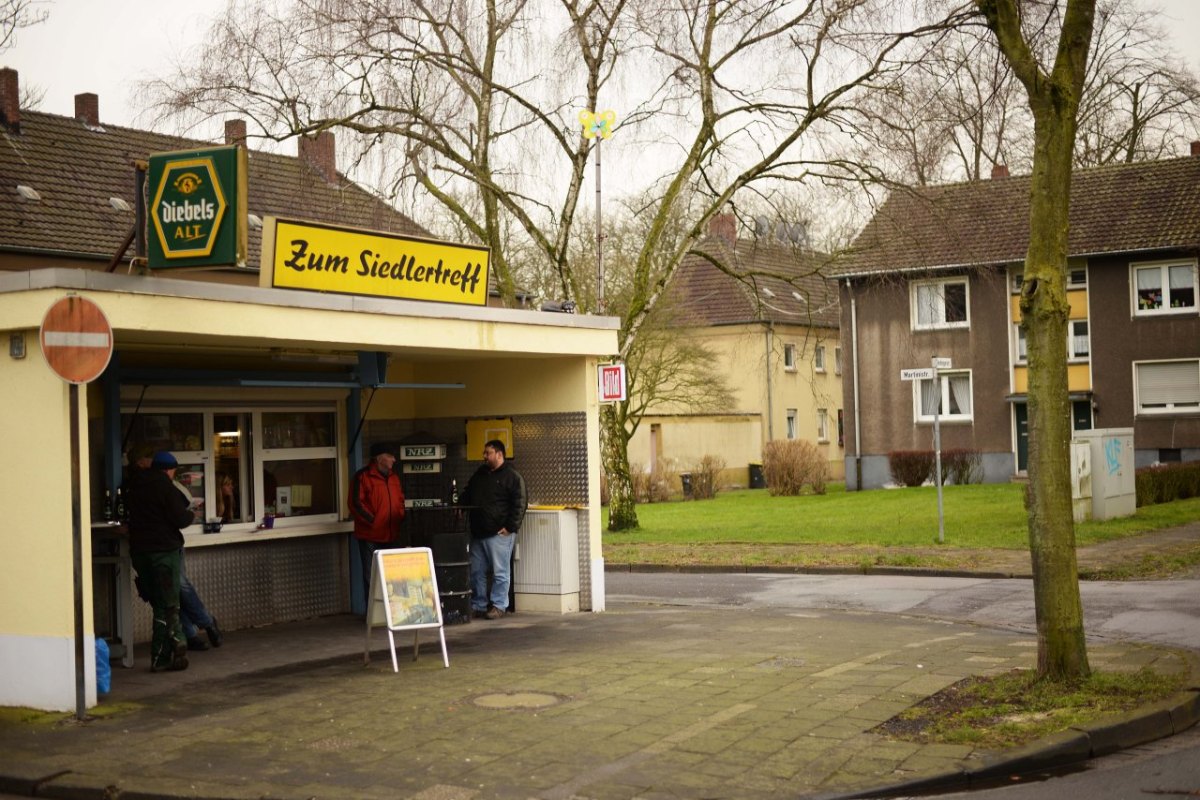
[126,450,195,671]
[348,441,407,603]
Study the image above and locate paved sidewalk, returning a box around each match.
[1,601,1196,800]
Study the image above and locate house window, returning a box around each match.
[915,371,973,422]
[1133,261,1198,315]
[1014,324,1027,364]
[783,343,797,371]
[786,409,798,439]
[816,409,829,442]
[1069,320,1089,360]
[1068,268,1087,287]
[912,278,969,330]
[834,346,843,375]
[814,345,826,372]
[1135,360,1200,414]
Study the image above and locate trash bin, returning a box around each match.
[680,472,693,498]
[749,463,766,489]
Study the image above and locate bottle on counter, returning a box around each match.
[449,478,459,506]
[114,487,127,522]
[102,489,113,522]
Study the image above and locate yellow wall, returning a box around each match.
[1013,363,1091,394]
[0,341,93,638]
[628,415,763,476]
[1010,289,1088,321]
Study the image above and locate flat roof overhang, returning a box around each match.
[0,269,619,361]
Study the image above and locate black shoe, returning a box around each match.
[204,619,223,648]
[151,656,189,672]
[187,636,209,651]
[472,608,489,619]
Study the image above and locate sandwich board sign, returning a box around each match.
[363,547,449,671]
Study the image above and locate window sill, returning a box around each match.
[185,519,352,548]
[1134,308,1198,318]
[915,418,974,425]
[912,323,970,332]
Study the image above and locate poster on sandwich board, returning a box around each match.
[363,547,449,671]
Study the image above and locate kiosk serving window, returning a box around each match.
[122,406,341,533]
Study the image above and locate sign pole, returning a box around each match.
[932,356,945,544]
[69,384,87,720]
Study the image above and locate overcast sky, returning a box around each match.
[5,0,1200,145]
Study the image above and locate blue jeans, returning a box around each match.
[179,552,214,639]
[469,533,516,612]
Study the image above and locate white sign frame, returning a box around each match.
[598,362,627,403]
[363,547,449,671]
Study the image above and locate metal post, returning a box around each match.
[69,384,87,720]
[595,137,603,313]
[932,357,945,544]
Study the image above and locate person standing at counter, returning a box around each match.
[349,441,407,603]
[461,440,527,620]
[127,451,194,672]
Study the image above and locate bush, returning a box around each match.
[688,454,726,500]
[1136,461,1200,507]
[762,440,829,495]
[629,460,679,503]
[941,448,983,485]
[888,450,934,487]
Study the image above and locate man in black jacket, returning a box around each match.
[126,451,194,671]
[461,440,527,619]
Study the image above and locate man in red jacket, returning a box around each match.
[349,441,406,603]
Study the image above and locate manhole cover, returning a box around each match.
[471,691,565,709]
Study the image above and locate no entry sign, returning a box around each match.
[40,296,113,384]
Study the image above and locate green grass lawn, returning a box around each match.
[603,483,1200,550]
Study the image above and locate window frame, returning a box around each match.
[814,344,826,373]
[834,346,843,375]
[785,408,798,440]
[1133,359,1200,415]
[1068,319,1089,361]
[1131,259,1199,317]
[914,370,974,423]
[783,343,797,372]
[816,408,829,443]
[911,277,970,331]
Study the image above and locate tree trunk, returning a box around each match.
[600,404,639,531]
[1022,108,1090,679]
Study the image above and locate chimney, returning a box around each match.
[298,130,337,183]
[75,92,99,127]
[991,164,1010,179]
[225,118,247,146]
[0,68,20,132]
[708,212,736,246]
[1191,140,1200,157]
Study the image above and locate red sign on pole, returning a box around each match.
[40,296,113,384]
[598,363,627,403]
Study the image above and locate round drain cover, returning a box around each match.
[472,692,563,709]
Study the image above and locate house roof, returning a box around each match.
[836,155,1200,277]
[668,237,840,330]
[0,109,428,267]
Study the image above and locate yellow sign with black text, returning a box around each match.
[261,217,491,306]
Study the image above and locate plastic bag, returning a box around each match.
[95,638,111,695]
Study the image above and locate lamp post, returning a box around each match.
[579,109,615,312]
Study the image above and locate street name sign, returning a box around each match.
[900,368,935,381]
[40,296,113,384]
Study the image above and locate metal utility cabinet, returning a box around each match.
[1071,428,1136,521]
[514,508,580,613]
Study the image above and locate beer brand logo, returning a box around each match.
[150,156,227,258]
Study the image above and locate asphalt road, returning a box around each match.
[605,572,1200,651]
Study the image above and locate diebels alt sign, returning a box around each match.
[261,217,491,307]
[147,145,248,269]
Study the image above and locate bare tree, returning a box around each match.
[148,0,967,530]
[977,0,1094,680]
[0,0,45,53]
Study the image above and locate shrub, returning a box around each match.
[762,439,829,495]
[888,450,934,487]
[1136,461,1200,507]
[688,454,726,500]
[941,448,983,485]
[629,462,676,504]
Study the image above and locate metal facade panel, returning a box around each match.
[132,535,350,643]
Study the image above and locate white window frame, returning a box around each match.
[254,408,340,528]
[1068,267,1087,288]
[834,346,843,375]
[814,344,826,372]
[914,370,974,423]
[1069,319,1089,361]
[783,343,797,371]
[1013,324,1027,364]
[816,408,829,443]
[1133,360,1200,415]
[786,408,798,439]
[911,277,970,331]
[1131,259,1198,317]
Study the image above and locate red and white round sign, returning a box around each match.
[39,295,113,384]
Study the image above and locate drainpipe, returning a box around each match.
[848,280,862,490]
[764,322,775,441]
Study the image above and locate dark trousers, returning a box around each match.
[131,549,185,668]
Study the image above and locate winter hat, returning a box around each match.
[151,451,179,469]
[369,441,397,458]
